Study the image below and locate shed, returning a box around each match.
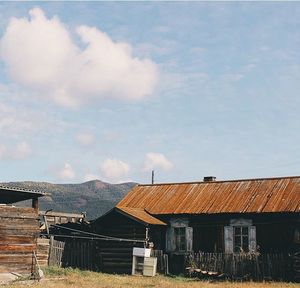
[0,185,47,275]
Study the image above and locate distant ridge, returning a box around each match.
[1,180,137,220]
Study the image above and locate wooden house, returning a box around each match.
[0,185,47,275]
[92,176,300,279]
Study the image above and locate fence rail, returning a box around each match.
[185,252,294,281]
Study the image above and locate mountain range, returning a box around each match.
[2,180,137,220]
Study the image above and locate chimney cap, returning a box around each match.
[203,176,216,182]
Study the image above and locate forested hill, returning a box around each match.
[1,180,137,220]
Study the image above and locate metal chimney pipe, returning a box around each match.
[203,176,216,182]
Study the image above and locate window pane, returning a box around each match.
[242,227,248,235]
[233,225,250,253]
[174,227,186,251]
[234,227,241,236]
[242,236,249,251]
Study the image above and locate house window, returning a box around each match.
[233,226,249,252]
[166,218,193,253]
[224,219,256,253]
[174,227,186,251]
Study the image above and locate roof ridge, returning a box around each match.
[137,175,300,186]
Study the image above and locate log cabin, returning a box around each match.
[92,176,300,279]
[0,185,47,276]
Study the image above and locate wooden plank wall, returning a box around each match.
[92,211,146,274]
[95,231,145,273]
[61,240,96,270]
[37,238,50,267]
[0,206,39,275]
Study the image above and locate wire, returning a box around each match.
[42,233,144,243]
[51,224,145,243]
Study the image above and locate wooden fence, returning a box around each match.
[185,252,294,281]
[48,237,65,267]
[43,240,297,281]
[48,238,97,270]
[151,250,169,274]
[47,238,168,274]
[61,240,97,270]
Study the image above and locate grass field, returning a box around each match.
[6,267,300,288]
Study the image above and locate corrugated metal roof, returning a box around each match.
[0,185,49,204]
[116,207,167,225]
[117,176,300,215]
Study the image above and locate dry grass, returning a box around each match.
[6,267,300,288]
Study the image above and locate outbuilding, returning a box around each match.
[0,185,47,276]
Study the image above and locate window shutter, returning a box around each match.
[186,227,193,252]
[166,227,175,252]
[249,226,256,253]
[224,226,233,253]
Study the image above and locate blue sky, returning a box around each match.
[0,2,299,184]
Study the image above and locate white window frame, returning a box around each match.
[224,218,256,253]
[166,218,193,253]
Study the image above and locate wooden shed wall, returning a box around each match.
[92,211,146,274]
[0,206,39,274]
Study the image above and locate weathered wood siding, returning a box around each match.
[92,211,146,274]
[37,238,50,267]
[0,206,39,274]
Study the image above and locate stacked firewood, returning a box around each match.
[185,266,229,280]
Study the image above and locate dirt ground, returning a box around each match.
[6,268,300,288]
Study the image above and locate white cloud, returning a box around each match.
[144,152,173,171]
[100,158,130,183]
[13,141,31,160]
[0,8,158,108]
[76,131,95,146]
[58,163,75,180]
[84,173,99,182]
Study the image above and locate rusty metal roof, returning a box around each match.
[116,207,166,225]
[117,176,300,214]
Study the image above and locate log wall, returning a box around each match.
[37,238,50,267]
[0,206,39,275]
[93,212,146,274]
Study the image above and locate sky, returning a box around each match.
[0,2,300,184]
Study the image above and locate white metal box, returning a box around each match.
[143,257,157,277]
[132,247,151,257]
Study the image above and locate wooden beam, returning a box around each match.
[32,197,38,211]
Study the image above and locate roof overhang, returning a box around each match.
[116,207,167,226]
[0,185,49,204]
